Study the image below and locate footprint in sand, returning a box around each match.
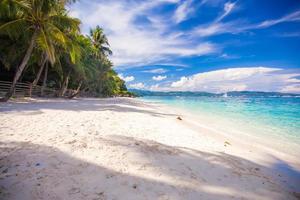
[68,187,80,195]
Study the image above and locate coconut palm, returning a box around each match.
[90,26,112,59]
[0,0,80,101]
[31,53,48,86]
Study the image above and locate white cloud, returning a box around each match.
[149,83,172,91]
[129,82,146,89]
[220,53,229,58]
[191,1,239,37]
[200,0,224,6]
[276,32,300,38]
[143,68,168,74]
[69,0,217,67]
[149,84,160,91]
[216,1,236,22]
[219,53,238,59]
[153,75,167,81]
[155,63,189,67]
[118,73,135,82]
[193,22,232,37]
[280,85,300,94]
[257,10,300,28]
[146,67,300,93]
[70,1,300,69]
[192,7,300,38]
[173,0,194,23]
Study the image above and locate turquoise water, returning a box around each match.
[141,94,300,146]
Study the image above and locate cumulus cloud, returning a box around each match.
[118,74,135,82]
[280,85,300,94]
[129,82,146,89]
[149,83,169,91]
[155,67,300,93]
[153,75,167,81]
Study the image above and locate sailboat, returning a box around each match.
[223,92,228,98]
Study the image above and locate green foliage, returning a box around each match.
[0,0,132,98]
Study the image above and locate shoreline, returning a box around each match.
[139,98,300,189]
[1,97,300,199]
[141,97,300,163]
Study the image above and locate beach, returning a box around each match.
[0,97,299,200]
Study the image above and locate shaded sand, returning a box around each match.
[0,98,299,200]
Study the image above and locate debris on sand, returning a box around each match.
[224,141,231,147]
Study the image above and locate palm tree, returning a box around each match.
[0,0,80,101]
[32,53,47,86]
[56,32,84,97]
[90,26,112,59]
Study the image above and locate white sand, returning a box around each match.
[0,97,299,200]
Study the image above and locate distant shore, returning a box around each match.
[0,97,299,199]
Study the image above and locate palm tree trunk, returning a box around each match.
[0,31,38,102]
[32,55,47,87]
[62,74,70,97]
[41,62,48,96]
[68,80,82,99]
[59,71,70,97]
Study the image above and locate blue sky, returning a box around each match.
[70,0,300,93]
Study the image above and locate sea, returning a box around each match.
[138,91,300,156]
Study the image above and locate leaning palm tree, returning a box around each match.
[55,32,84,97]
[0,0,80,101]
[89,26,112,59]
[31,52,48,87]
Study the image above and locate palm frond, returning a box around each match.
[46,22,68,47]
[48,14,80,32]
[0,18,28,39]
[11,0,32,11]
[36,29,56,64]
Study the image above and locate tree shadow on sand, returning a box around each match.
[1,136,299,200]
[0,98,176,118]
